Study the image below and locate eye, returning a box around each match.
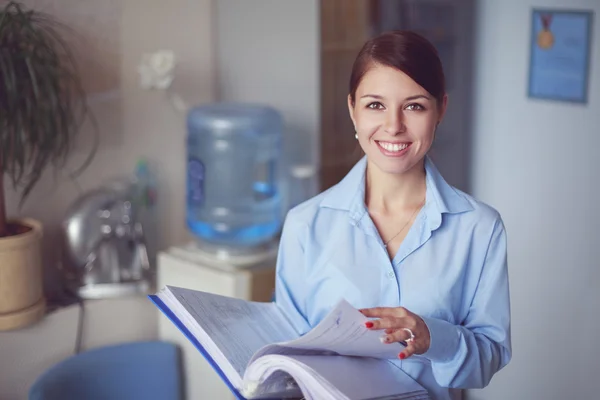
[367,102,385,110]
[405,103,425,111]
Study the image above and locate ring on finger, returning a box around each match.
[401,328,415,343]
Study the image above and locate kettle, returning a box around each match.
[62,179,153,299]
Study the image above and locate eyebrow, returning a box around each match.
[360,94,432,101]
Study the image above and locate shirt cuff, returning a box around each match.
[420,315,462,363]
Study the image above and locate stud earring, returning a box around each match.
[354,133,358,140]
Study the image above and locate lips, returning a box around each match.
[375,140,412,158]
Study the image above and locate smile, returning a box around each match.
[376,141,410,153]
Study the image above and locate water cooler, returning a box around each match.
[157,103,285,400]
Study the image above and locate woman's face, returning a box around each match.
[348,64,447,175]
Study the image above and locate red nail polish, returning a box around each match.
[399,353,406,360]
[365,321,374,328]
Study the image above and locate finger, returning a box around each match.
[399,343,417,360]
[365,317,405,330]
[380,316,418,332]
[381,326,414,344]
[360,307,403,318]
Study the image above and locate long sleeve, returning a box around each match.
[420,216,512,389]
[274,211,312,336]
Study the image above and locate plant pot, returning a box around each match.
[0,218,46,331]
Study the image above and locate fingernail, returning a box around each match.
[365,321,374,328]
[398,352,406,360]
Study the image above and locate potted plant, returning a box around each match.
[0,1,95,330]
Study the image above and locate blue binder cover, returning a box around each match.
[148,294,248,400]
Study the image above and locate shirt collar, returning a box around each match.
[320,155,472,226]
[320,156,368,221]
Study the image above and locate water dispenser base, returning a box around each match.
[157,242,278,399]
[168,238,279,272]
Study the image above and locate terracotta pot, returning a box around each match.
[0,218,46,331]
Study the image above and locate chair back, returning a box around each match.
[29,341,182,400]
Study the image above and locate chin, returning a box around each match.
[367,152,425,176]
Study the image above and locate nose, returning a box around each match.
[383,110,406,135]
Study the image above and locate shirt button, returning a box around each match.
[387,271,395,278]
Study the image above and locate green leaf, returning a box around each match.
[0,1,98,209]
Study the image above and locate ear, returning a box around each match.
[437,94,448,125]
[347,94,356,129]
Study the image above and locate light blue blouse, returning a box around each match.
[274,156,511,400]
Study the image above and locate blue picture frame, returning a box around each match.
[528,9,594,104]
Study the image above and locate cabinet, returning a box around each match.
[156,245,277,400]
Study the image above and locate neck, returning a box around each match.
[365,158,426,214]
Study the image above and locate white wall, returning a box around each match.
[470,1,599,399]
[214,0,320,188]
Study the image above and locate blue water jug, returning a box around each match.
[186,102,283,248]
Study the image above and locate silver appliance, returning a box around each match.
[62,179,154,299]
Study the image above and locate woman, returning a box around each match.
[275,30,511,400]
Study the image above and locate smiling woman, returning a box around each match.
[348,31,447,177]
[345,32,449,260]
[275,30,511,400]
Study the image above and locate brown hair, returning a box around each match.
[349,30,446,106]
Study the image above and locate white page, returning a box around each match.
[251,299,404,363]
[244,354,428,400]
[161,286,299,380]
[294,355,428,400]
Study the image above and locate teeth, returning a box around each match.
[379,142,408,152]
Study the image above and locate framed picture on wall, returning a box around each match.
[528,9,594,104]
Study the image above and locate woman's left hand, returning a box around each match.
[360,306,431,359]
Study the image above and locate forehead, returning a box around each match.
[356,64,427,97]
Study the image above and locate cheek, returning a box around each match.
[407,115,437,137]
[355,112,383,134]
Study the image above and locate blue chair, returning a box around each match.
[29,341,182,400]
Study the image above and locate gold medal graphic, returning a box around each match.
[537,13,554,49]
